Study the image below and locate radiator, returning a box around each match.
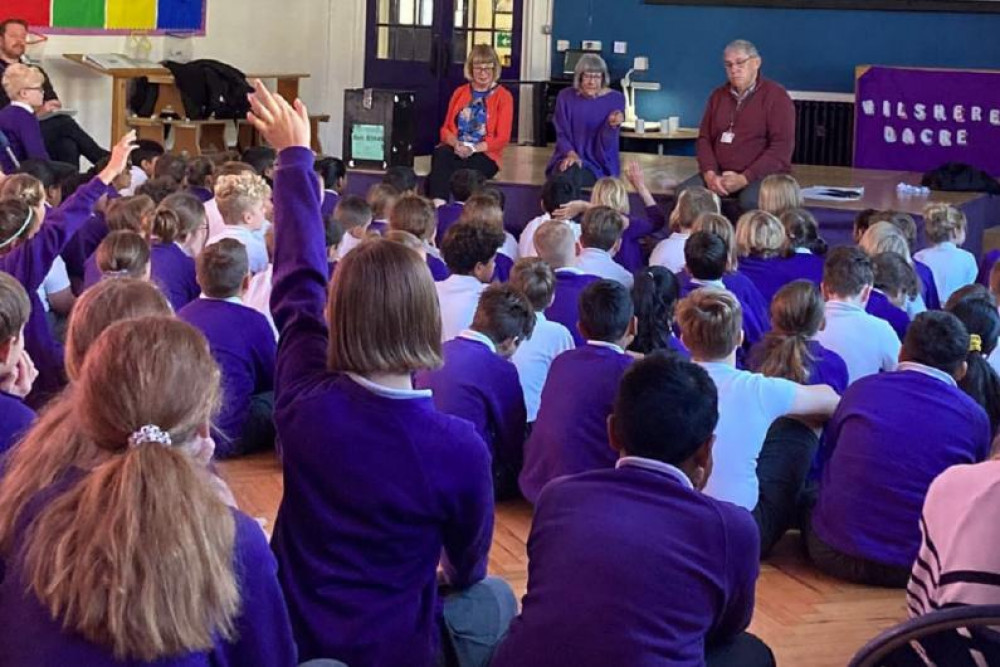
[789,91,855,167]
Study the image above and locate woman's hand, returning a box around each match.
[608,110,625,128]
[558,151,582,172]
[97,131,137,185]
[455,143,473,159]
[247,79,311,151]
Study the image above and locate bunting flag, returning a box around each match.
[3,0,206,34]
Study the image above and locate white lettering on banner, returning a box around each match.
[884,126,897,143]
[897,102,908,120]
[921,129,934,146]
[940,130,952,147]
[957,129,969,146]
[934,105,947,121]
[914,104,927,121]
[992,109,1000,126]
[883,100,892,118]
[954,105,965,123]
[862,99,875,116]
[902,128,916,145]
[972,106,983,122]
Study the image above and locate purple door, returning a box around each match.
[365,0,523,156]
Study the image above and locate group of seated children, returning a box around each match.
[0,78,998,666]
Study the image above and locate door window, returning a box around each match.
[452,0,515,68]
[375,0,435,62]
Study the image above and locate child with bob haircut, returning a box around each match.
[391,193,449,280]
[576,205,633,288]
[534,219,598,346]
[758,173,802,217]
[630,265,686,357]
[0,271,36,454]
[510,258,575,423]
[416,284,535,498]
[437,217,505,340]
[95,230,150,281]
[519,279,636,504]
[494,354,775,667]
[816,246,901,384]
[649,186,719,272]
[148,192,207,310]
[914,203,977,304]
[809,311,991,587]
[734,209,789,303]
[179,239,276,459]
[208,171,270,274]
[251,81,515,665]
[366,182,399,235]
[779,208,826,285]
[0,316,296,664]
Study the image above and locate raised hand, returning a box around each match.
[98,130,138,185]
[608,110,625,128]
[247,79,311,151]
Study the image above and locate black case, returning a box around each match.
[343,89,416,170]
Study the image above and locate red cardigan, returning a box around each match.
[439,83,514,168]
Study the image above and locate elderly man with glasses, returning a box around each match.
[683,40,795,211]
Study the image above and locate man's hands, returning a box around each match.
[247,79,311,151]
[703,170,748,197]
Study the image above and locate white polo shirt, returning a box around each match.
[913,242,978,305]
[511,312,575,422]
[648,231,691,273]
[518,215,582,259]
[815,300,900,385]
[576,247,633,289]
[435,274,488,342]
[207,225,269,275]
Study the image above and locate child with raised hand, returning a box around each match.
[416,284,534,499]
[0,271,37,455]
[148,192,207,311]
[0,131,135,407]
[630,265,686,357]
[914,203,978,304]
[248,80,514,666]
[0,316,296,665]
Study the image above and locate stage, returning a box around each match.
[347,146,1000,258]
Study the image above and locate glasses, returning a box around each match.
[472,64,495,73]
[723,56,757,70]
[581,73,604,81]
[23,86,43,91]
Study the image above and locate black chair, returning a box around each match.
[850,604,1000,667]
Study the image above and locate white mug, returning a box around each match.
[667,116,680,134]
[635,118,646,134]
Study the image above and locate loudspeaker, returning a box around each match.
[343,89,416,170]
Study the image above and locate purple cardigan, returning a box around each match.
[546,88,626,179]
[519,343,633,503]
[268,147,494,665]
[0,177,108,407]
[0,104,48,172]
[494,463,759,666]
[151,242,200,311]
[546,270,601,347]
[436,202,464,245]
[62,212,107,288]
[866,290,909,342]
[0,470,297,666]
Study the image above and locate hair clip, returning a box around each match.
[128,424,172,448]
[0,208,33,250]
[970,334,983,354]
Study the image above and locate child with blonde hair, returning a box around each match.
[649,186,720,272]
[390,194,448,280]
[914,203,977,303]
[734,209,788,303]
[207,171,270,274]
[758,174,802,216]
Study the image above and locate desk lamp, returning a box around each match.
[622,56,662,132]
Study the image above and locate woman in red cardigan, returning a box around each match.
[427,45,513,205]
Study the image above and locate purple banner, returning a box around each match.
[854,66,1000,176]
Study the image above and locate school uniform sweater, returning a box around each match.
[519,342,634,503]
[436,201,464,245]
[780,250,826,286]
[914,260,941,310]
[426,253,449,281]
[0,177,108,406]
[151,242,200,311]
[0,468,297,666]
[62,211,107,285]
[492,252,513,283]
[813,365,991,568]
[545,268,601,347]
[0,103,48,173]
[320,189,340,219]
[866,290,909,341]
[546,88,626,178]
[678,272,771,348]
[616,210,662,274]
[268,146,494,665]
[493,458,759,667]
[0,391,35,456]
[747,339,849,396]
[415,332,527,471]
[188,185,214,204]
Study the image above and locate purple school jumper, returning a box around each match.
[62,211,107,287]
[546,88,626,178]
[268,147,494,665]
[0,469,297,666]
[866,290,909,341]
[813,368,991,568]
[178,299,276,455]
[320,189,340,219]
[151,242,200,310]
[415,334,527,472]
[678,271,771,347]
[781,251,825,286]
[436,202,464,245]
[0,104,48,172]
[736,255,793,305]
[427,254,450,281]
[748,339,849,395]
[546,268,601,347]
[0,391,35,456]
[492,252,513,283]
[914,260,941,310]
[519,342,633,503]
[82,252,101,290]
[617,211,659,274]
[494,460,759,667]
[0,177,108,406]
[189,186,215,204]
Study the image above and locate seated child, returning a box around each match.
[779,208,826,286]
[207,171,270,274]
[135,175,180,204]
[332,194,374,261]
[860,220,927,318]
[122,139,164,196]
[649,186,719,272]
[509,258,575,423]
[416,284,534,498]
[947,295,1000,437]
[809,311,991,587]
[815,246,901,384]
[382,164,418,195]
[185,156,215,203]
[734,209,789,304]
[460,193,514,281]
[534,219,599,346]
[630,265,686,357]
[478,185,519,261]
[852,208,878,244]
[575,206,633,289]
[0,65,49,172]
[493,355,775,667]
[241,145,277,184]
[519,279,636,504]
[82,194,154,289]
[315,156,346,219]
[0,271,36,454]
[244,226,278,340]
[366,182,398,235]
[589,176,656,273]
[178,239,277,458]
[758,173,803,217]
[436,217,504,341]
[914,203,978,304]
[869,251,917,341]
[390,194,449,280]
[437,168,484,245]
[677,288,839,519]
[872,209,940,310]
[204,161,255,238]
[153,153,188,187]
[94,230,150,282]
[517,177,577,259]
[149,192,207,311]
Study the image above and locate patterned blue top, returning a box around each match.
[456,89,490,145]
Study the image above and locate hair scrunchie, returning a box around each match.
[970,333,983,354]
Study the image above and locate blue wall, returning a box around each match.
[552,1,1000,127]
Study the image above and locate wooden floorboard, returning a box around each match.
[218,452,906,665]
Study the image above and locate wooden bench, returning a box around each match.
[237,114,331,153]
[126,117,229,156]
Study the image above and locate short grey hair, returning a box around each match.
[573,53,610,91]
[724,40,759,58]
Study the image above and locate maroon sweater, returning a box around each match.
[695,76,795,183]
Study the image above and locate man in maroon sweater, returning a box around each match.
[683,40,795,211]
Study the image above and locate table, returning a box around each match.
[63,54,308,144]
[621,127,699,156]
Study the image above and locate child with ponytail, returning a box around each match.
[630,265,686,357]
[94,230,150,282]
[947,294,1000,437]
[149,192,208,310]
[0,316,295,664]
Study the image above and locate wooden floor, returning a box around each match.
[219,452,907,665]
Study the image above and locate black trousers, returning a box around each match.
[549,163,598,200]
[752,417,820,559]
[426,145,499,201]
[706,632,776,667]
[805,525,911,588]
[40,114,108,168]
